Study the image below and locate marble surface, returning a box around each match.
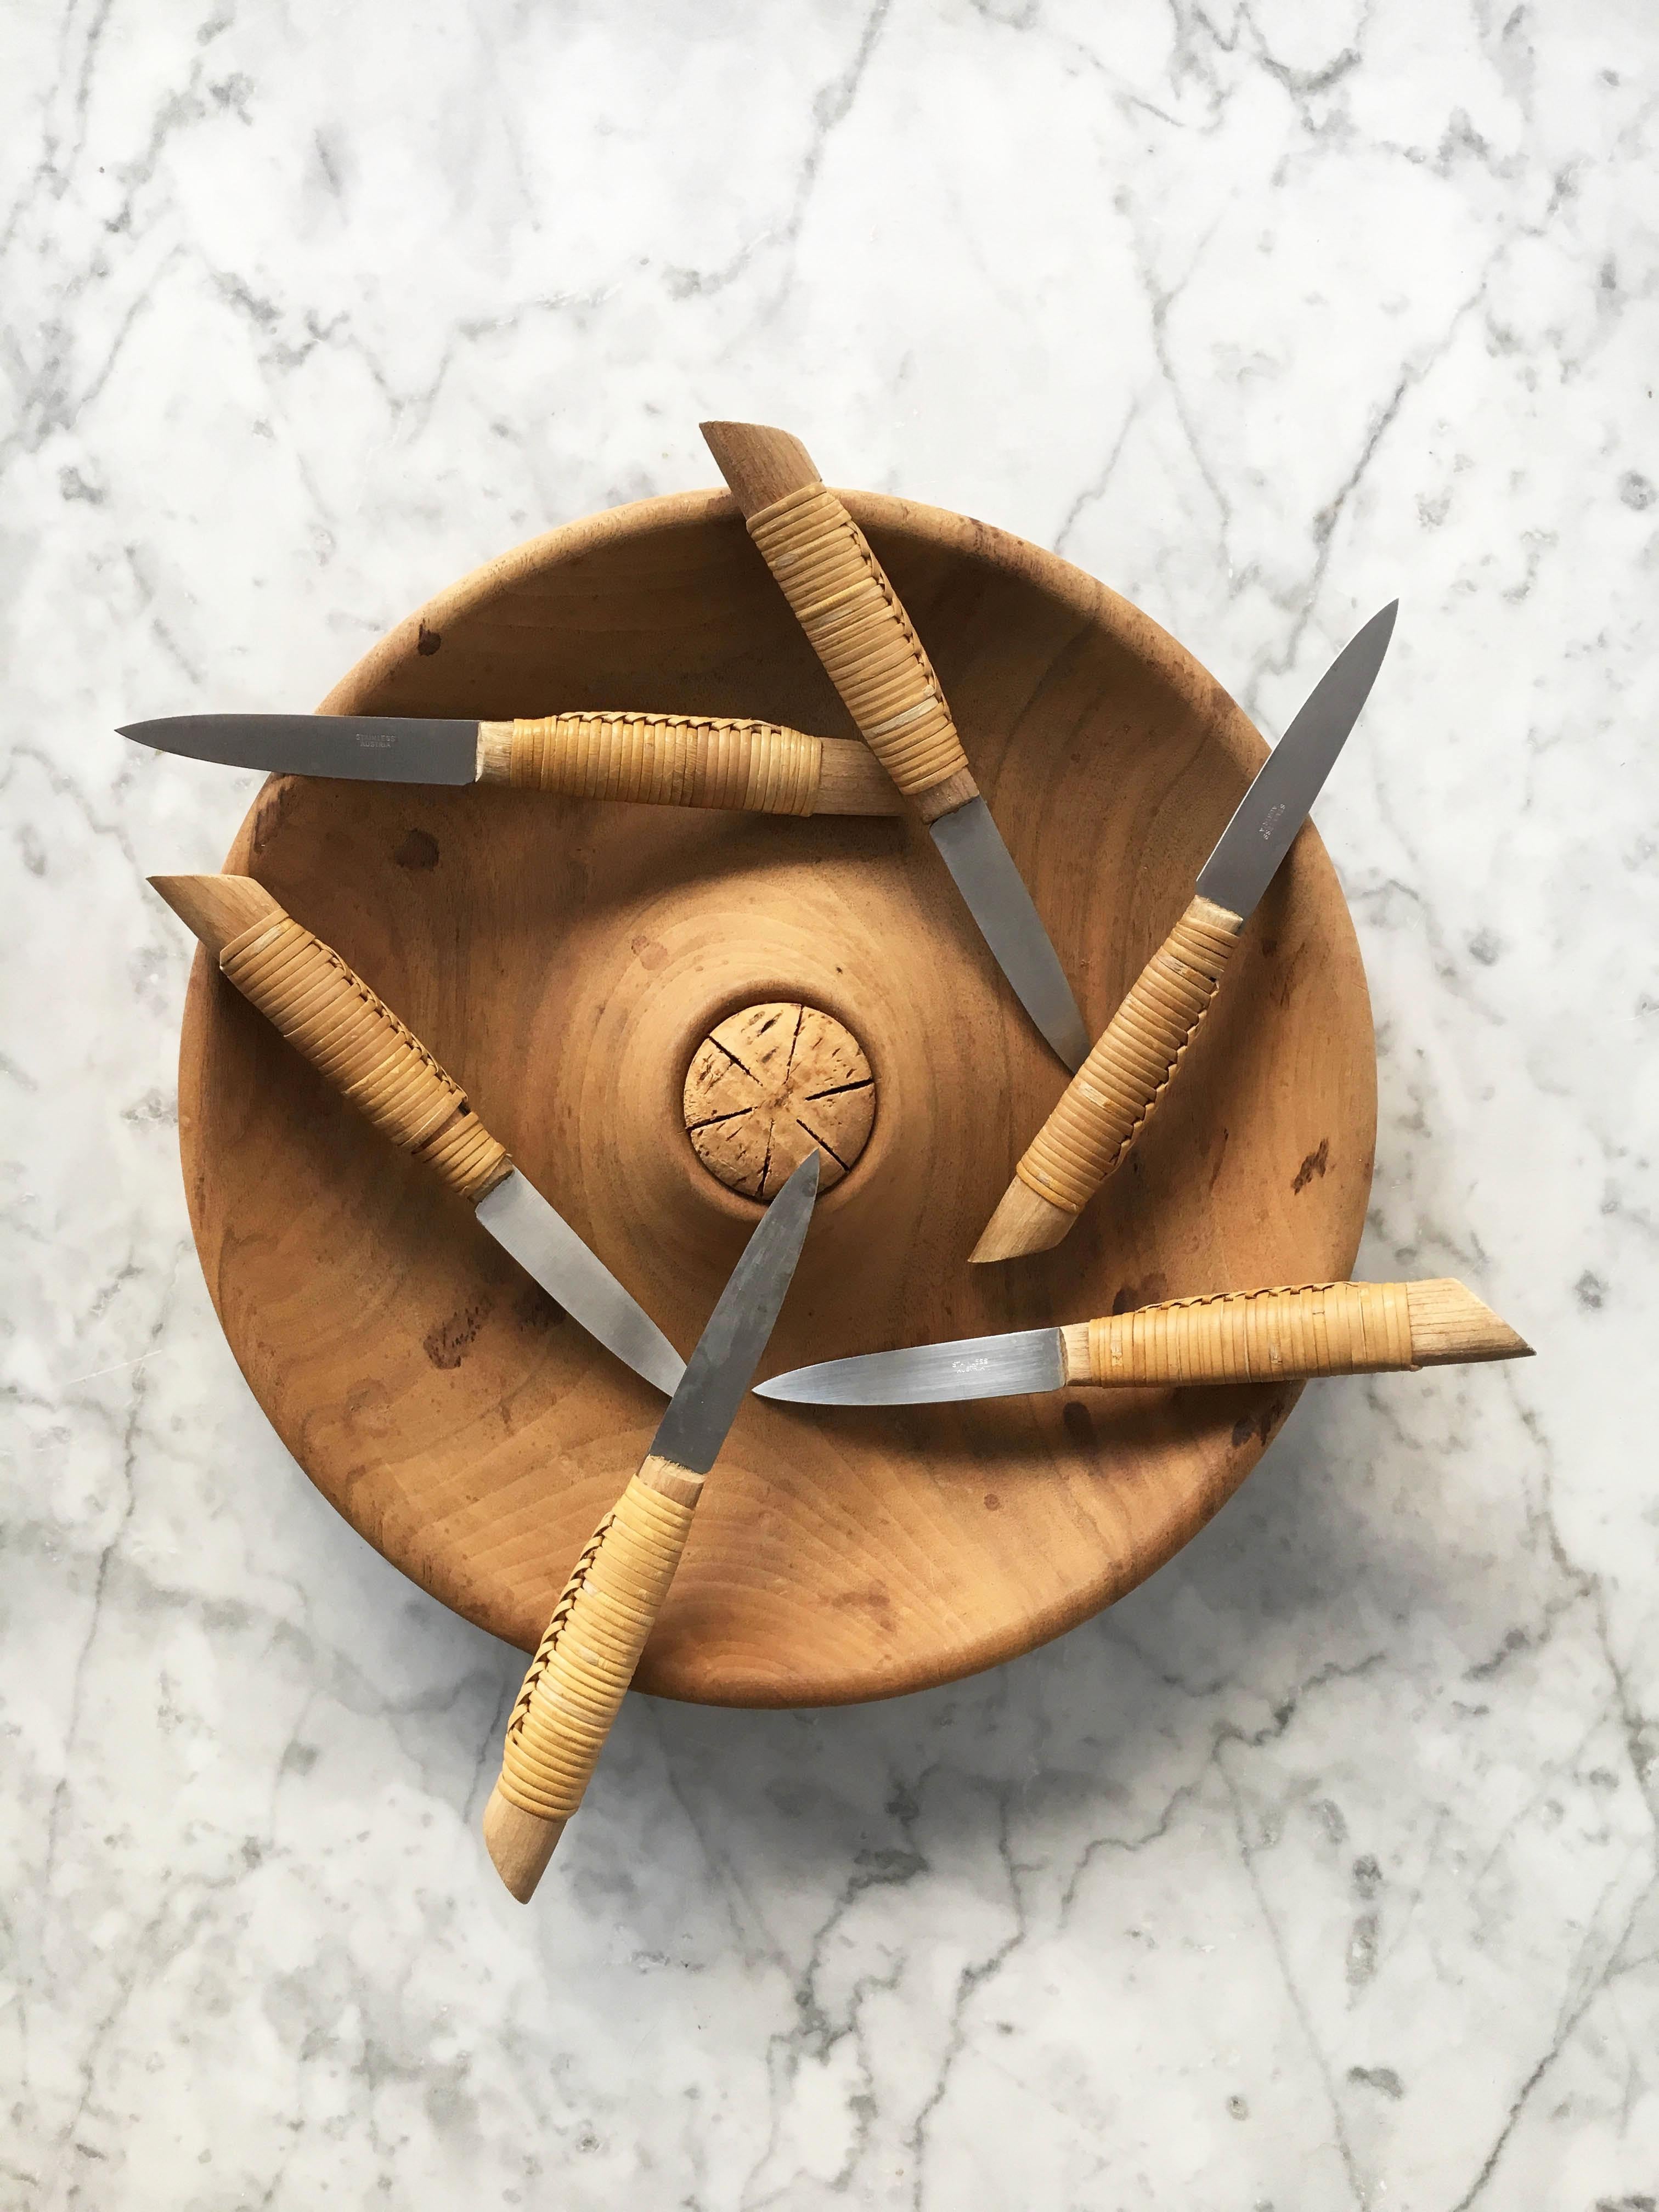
[3,2,1655,2204]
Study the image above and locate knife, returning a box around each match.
[972,602,1398,1262]
[149,872,684,1396]
[755,1277,1531,1406]
[701,421,1091,1072]
[121,708,904,816]
[482,1148,820,1901]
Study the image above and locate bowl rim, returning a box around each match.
[182,484,1377,1706]
[322,483,1268,793]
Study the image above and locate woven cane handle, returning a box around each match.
[476,712,898,816]
[746,486,973,815]
[217,905,511,1205]
[701,422,974,819]
[483,1455,702,1900]
[1060,1282,1417,1387]
[1015,896,1243,1216]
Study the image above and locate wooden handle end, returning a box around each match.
[195,891,512,1204]
[701,420,821,516]
[969,1177,1075,1263]
[1407,1279,1533,1364]
[913,768,981,823]
[487,1465,700,1883]
[149,873,283,958]
[483,1782,566,1902]
[1062,1279,1532,1391]
[813,737,907,816]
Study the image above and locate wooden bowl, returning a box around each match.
[178,488,1375,1706]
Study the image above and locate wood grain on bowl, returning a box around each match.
[176,484,1375,1705]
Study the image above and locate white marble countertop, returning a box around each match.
[4,4,1655,2205]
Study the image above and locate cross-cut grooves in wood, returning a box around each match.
[705,1037,758,1082]
[683,1105,753,1136]
[781,1007,805,1088]
[794,1118,854,1173]
[682,1001,876,1199]
[804,1077,875,1104]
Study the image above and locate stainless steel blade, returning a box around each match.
[754,1324,1063,1406]
[1195,602,1397,918]
[652,1151,820,1472]
[475,1170,685,1397]
[119,713,481,786]
[928,799,1089,1070]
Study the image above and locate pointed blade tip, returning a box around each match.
[751,1367,861,1406]
[650,1146,822,1470]
[645,1348,689,1397]
[1055,1015,1091,1073]
[618,1318,686,1398]
[751,1325,1064,1408]
[472,1172,686,1400]
[112,712,481,783]
[744,1162,823,1403]
[928,799,1088,1072]
[1195,600,1398,916]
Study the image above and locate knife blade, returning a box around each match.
[473,1173,684,1396]
[755,1277,1530,1406]
[760,1323,1063,1405]
[1195,601,1397,916]
[701,420,1090,1071]
[483,1150,820,1900]
[648,1149,821,1471]
[148,873,684,1397]
[120,709,904,817]
[972,603,1397,1262]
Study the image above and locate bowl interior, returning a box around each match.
[179,487,1375,1705]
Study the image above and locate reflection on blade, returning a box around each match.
[652,1152,820,1471]
[119,714,481,786]
[1195,602,1397,919]
[928,799,1089,1070]
[755,1324,1065,1406]
[475,1171,685,1397]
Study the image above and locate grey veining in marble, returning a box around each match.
[3,2,1656,2205]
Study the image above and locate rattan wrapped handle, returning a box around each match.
[482,1454,703,1901]
[972,895,1244,1262]
[475,712,900,817]
[1057,1279,1531,1386]
[702,421,977,823]
[148,874,511,1206]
